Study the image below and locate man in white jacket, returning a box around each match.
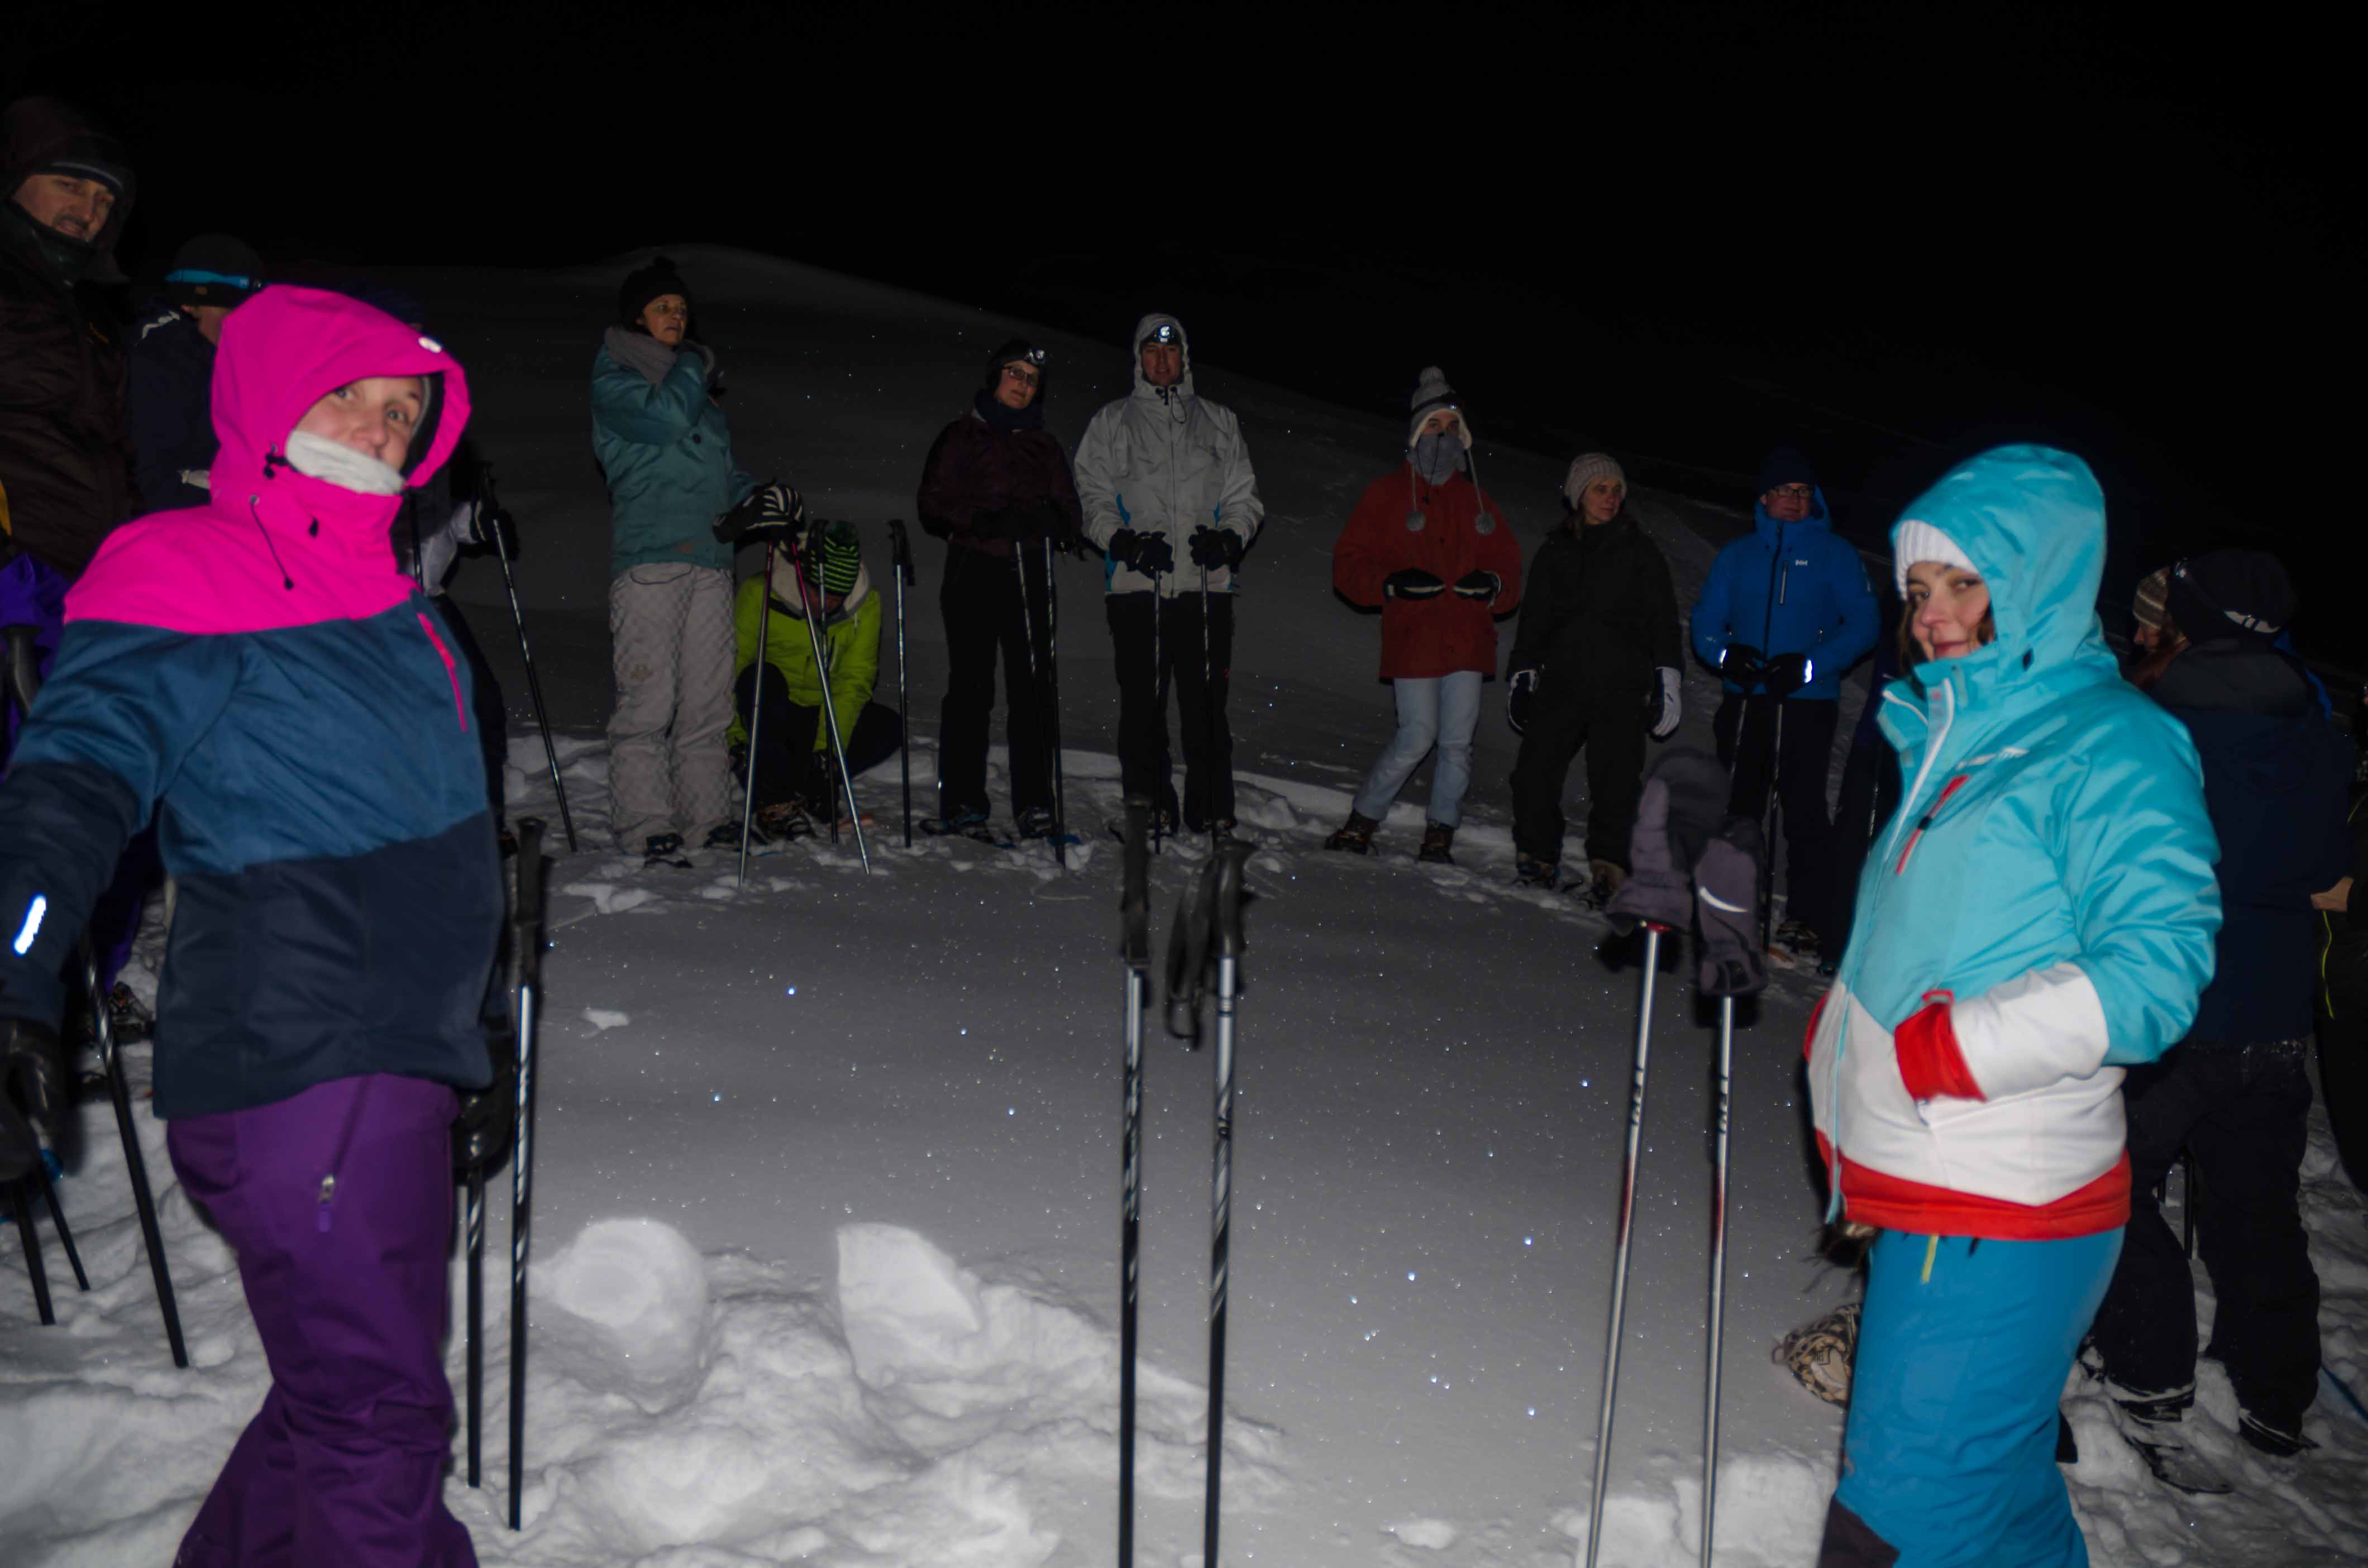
[1073,313,1263,835]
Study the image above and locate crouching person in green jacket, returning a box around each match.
[594,254,800,864]
[733,519,903,838]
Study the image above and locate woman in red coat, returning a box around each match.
[1326,368,1522,863]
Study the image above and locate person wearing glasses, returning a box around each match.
[130,234,265,513]
[1688,444,1877,957]
[914,337,1083,842]
[1073,314,1264,837]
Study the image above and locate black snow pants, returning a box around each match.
[1105,589,1233,829]
[735,663,903,813]
[936,547,1052,819]
[1715,691,1839,937]
[2087,1036,2320,1430]
[2314,1006,2368,1194]
[1508,667,1646,871]
[1822,735,1903,954]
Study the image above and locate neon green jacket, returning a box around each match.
[731,563,879,752]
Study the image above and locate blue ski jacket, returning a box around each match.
[1688,491,1878,700]
[1807,446,2220,1239]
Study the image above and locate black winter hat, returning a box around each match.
[618,255,691,327]
[1756,444,1817,496]
[982,337,1045,390]
[2168,549,2295,644]
[166,233,264,309]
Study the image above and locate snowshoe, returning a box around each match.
[1514,852,1560,891]
[1324,811,1381,854]
[1775,916,1822,958]
[1774,1299,1860,1406]
[757,802,814,841]
[642,832,693,869]
[2083,1360,2237,1492]
[2238,1411,2319,1458]
[704,820,766,852]
[922,810,1016,850]
[1416,821,1455,864]
[106,982,151,1044]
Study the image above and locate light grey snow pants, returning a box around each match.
[608,562,735,847]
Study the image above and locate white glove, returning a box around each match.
[1649,666,1682,740]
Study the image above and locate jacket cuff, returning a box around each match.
[1894,992,1985,1101]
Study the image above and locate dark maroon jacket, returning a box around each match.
[915,404,1084,562]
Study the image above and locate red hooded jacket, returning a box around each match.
[1333,466,1522,680]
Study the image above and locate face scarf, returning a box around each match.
[1411,431,1464,485]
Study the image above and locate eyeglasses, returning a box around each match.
[1002,365,1040,386]
[1769,484,1815,500]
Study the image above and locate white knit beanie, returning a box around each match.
[1892,519,1978,594]
[1408,366,1474,448]
[1563,453,1626,505]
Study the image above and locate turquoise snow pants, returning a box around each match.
[1823,1228,2120,1568]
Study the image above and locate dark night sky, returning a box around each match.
[12,4,2355,647]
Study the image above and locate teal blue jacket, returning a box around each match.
[1807,446,2219,1236]
[591,340,753,577]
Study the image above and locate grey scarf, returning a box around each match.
[603,325,715,386]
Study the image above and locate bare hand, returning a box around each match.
[2313,876,2352,912]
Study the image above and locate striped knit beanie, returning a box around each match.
[1408,366,1474,448]
[805,520,862,598]
[2132,567,2170,632]
[1563,453,1626,505]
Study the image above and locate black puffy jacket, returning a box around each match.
[1506,513,1682,699]
[0,99,137,575]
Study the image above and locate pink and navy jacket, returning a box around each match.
[0,286,502,1118]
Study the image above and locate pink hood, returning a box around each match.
[70,285,473,634]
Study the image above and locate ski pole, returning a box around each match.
[465,1156,485,1485]
[482,468,578,854]
[1,623,186,1367]
[508,817,548,1531]
[888,519,915,849]
[1046,536,1068,866]
[1702,992,1734,1568]
[36,1160,89,1290]
[1761,698,1785,950]
[789,522,872,875]
[1117,796,1152,1567]
[737,543,777,887]
[1203,838,1252,1568]
[1199,572,1216,842]
[1148,568,1164,856]
[1015,549,1054,867]
[1586,922,1667,1568]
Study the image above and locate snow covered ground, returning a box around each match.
[4,250,2366,1566]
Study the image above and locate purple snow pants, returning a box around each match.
[166,1074,479,1568]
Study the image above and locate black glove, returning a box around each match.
[715,481,805,545]
[1452,569,1501,602]
[475,504,521,560]
[1694,815,1769,997]
[1717,642,1768,685]
[451,1030,518,1180]
[1384,568,1446,600]
[1507,666,1540,735]
[0,1017,69,1183]
[1110,529,1174,576]
[1190,526,1244,570]
[1765,652,1813,697]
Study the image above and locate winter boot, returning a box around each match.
[2084,1358,2236,1494]
[757,801,814,841]
[1324,810,1381,854]
[704,820,760,851]
[2238,1411,2319,1459]
[1576,858,1626,909]
[642,831,691,868]
[1417,821,1455,864]
[1514,852,1560,890]
[1016,806,1059,841]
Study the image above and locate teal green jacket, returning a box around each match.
[591,340,754,577]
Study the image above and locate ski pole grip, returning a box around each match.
[1121,798,1150,967]
[1,624,41,718]
[1214,839,1252,960]
[513,818,548,939]
[886,518,916,587]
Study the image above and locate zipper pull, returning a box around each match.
[317,1173,337,1232]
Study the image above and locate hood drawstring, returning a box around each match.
[248,495,295,591]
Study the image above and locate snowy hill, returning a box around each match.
[3,249,2365,1567]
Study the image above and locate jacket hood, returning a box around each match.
[1,97,136,275]
[766,556,873,622]
[1751,487,1834,544]
[1886,444,2116,715]
[1129,311,1195,399]
[211,285,471,564]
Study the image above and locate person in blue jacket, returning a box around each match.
[1689,445,1877,953]
[1805,446,2219,1567]
[593,254,796,864]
